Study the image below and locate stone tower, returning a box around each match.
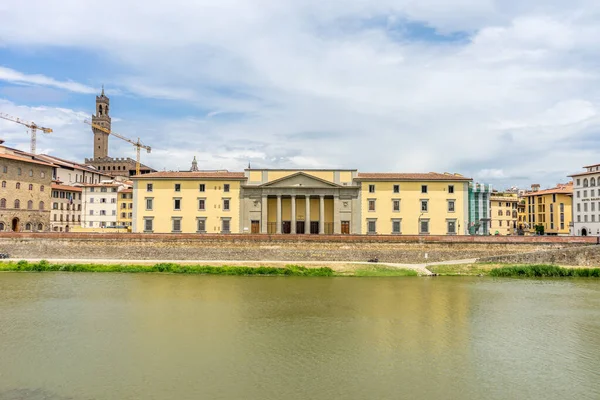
[91,86,111,159]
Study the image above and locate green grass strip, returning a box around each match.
[489,264,600,278]
[354,266,418,277]
[0,260,335,276]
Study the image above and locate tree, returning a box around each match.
[535,224,545,235]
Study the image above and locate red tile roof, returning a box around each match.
[355,172,472,181]
[0,152,54,167]
[522,182,573,196]
[132,171,246,180]
[51,184,82,192]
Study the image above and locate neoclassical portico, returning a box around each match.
[240,171,360,235]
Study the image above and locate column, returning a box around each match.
[305,195,311,234]
[333,194,341,234]
[276,195,282,234]
[319,195,325,234]
[291,195,297,234]
[261,195,268,234]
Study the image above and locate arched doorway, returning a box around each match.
[11,218,19,232]
[582,228,588,236]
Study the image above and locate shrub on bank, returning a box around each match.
[489,264,600,278]
[0,261,335,276]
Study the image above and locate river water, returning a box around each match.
[0,274,599,400]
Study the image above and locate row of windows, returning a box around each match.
[52,203,81,211]
[53,214,81,222]
[52,191,82,200]
[89,198,117,204]
[576,189,599,198]
[143,218,231,233]
[2,181,45,191]
[577,215,600,223]
[89,187,118,193]
[366,219,457,234]
[99,165,127,171]
[120,212,133,219]
[367,199,456,213]
[576,202,600,213]
[368,184,455,194]
[120,203,134,209]
[146,183,231,193]
[1,166,45,178]
[145,198,231,211]
[0,199,45,210]
[120,193,133,199]
[0,222,44,231]
[89,210,117,216]
[578,178,598,187]
[498,210,518,217]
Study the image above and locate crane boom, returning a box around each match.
[0,112,53,154]
[84,119,151,176]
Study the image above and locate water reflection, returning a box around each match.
[0,274,599,400]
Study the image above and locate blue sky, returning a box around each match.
[1,0,600,189]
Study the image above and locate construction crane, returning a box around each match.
[83,119,151,176]
[0,112,52,154]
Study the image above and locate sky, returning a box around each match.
[1,0,600,189]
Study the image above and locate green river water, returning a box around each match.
[0,274,599,400]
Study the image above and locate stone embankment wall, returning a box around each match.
[0,233,595,263]
[479,245,600,267]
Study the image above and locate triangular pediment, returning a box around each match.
[260,172,341,188]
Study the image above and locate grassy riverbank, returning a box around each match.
[429,263,600,277]
[0,260,420,277]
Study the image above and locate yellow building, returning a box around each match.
[132,168,472,235]
[517,199,527,233]
[117,188,133,229]
[133,171,245,233]
[355,173,471,235]
[490,192,518,235]
[522,183,573,235]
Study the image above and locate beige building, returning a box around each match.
[132,168,472,235]
[0,141,52,232]
[117,188,133,228]
[490,192,519,235]
[50,184,82,232]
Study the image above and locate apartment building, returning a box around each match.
[50,184,82,232]
[570,164,600,236]
[80,181,130,229]
[490,192,518,235]
[522,183,572,235]
[117,188,133,228]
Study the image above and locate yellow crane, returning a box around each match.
[0,112,52,154]
[83,119,151,176]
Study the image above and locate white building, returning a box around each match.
[37,154,112,185]
[80,181,130,229]
[570,164,600,237]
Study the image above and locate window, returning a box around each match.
[224,184,230,193]
[90,198,95,203]
[368,184,375,193]
[392,219,401,234]
[593,203,596,212]
[100,210,106,216]
[112,210,116,216]
[577,215,581,222]
[421,185,428,194]
[198,198,206,211]
[585,215,588,223]
[367,220,376,234]
[577,178,581,186]
[199,184,206,192]
[593,190,596,197]
[39,201,44,210]
[14,199,20,209]
[25,223,31,231]
[1,181,5,188]
[500,220,503,227]
[368,199,376,211]
[146,198,153,210]
[121,194,127,199]
[221,219,231,233]
[592,178,597,187]
[16,182,20,189]
[38,223,43,231]
[420,219,429,234]
[27,200,33,210]
[223,198,230,211]
[121,203,127,209]
[499,210,503,216]
[147,183,153,192]
[577,191,580,198]
[29,169,33,177]
[174,184,181,192]
[101,187,107,193]
[448,200,455,212]
[111,198,116,204]
[393,199,400,212]
[560,203,564,212]
[40,185,44,192]
[447,220,456,234]
[172,218,182,233]
[584,178,589,187]
[100,198,107,203]
[53,202,58,210]
[421,200,428,212]
[2,166,6,173]
[0,198,5,208]
[17,168,21,175]
[584,190,588,197]
[0,222,4,231]
[174,198,181,210]
[89,210,94,215]
[584,203,588,212]
[448,185,454,194]
[197,218,206,233]
[90,187,95,192]
[144,218,153,232]
[41,171,45,178]
[393,185,400,193]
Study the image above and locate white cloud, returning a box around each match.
[0,0,600,187]
[0,67,95,94]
